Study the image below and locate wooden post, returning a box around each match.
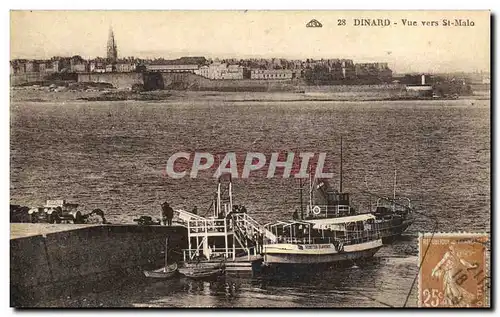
[299,177,304,220]
[187,219,191,258]
[224,218,228,258]
[164,237,169,271]
[232,232,236,261]
[217,182,221,218]
[393,169,397,212]
[229,180,233,213]
[340,136,343,193]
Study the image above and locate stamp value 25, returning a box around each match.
[418,233,489,308]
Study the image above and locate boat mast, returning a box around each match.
[228,174,233,213]
[308,164,313,214]
[217,178,221,218]
[299,177,304,220]
[340,136,343,193]
[164,237,169,269]
[365,173,372,211]
[393,169,397,212]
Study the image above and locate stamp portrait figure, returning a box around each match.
[431,242,478,307]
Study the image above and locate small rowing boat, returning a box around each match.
[143,237,178,279]
[178,259,226,279]
[143,263,178,278]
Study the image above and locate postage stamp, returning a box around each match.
[418,233,489,308]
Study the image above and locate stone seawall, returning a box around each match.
[77,72,300,91]
[77,72,144,89]
[75,71,401,94]
[10,73,48,86]
[161,73,300,92]
[10,223,187,307]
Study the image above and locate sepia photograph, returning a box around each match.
[9,10,491,308]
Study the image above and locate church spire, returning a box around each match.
[107,26,118,63]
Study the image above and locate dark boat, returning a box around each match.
[143,263,178,279]
[371,195,414,243]
[178,259,225,279]
[143,237,178,279]
[309,177,413,244]
[300,137,413,243]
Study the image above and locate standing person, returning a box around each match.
[191,206,198,215]
[161,201,168,225]
[240,205,247,214]
[161,201,174,226]
[165,203,174,226]
[292,209,299,220]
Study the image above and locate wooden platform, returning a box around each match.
[225,255,263,272]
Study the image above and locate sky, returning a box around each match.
[10,10,490,73]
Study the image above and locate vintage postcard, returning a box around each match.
[10,10,490,308]
[418,233,489,308]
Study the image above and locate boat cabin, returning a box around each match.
[305,180,356,219]
[265,214,381,247]
[373,197,412,219]
[264,220,317,244]
[307,214,380,246]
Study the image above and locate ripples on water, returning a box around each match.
[38,247,418,308]
[11,98,490,307]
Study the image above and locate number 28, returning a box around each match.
[338,19,346,26]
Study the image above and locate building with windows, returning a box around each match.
[105,64,114,72]
[224,65,245,79]
[355,62,392,81]
[195,63,245,79]
[250,69,294,80]
[146,64,199,73]
[38,61,47,73]
[70,56,88,73]
[24,61,36,73]
[115,62,137,72]
[10,60,26,74]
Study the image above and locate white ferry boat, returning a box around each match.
[262,214,383,266]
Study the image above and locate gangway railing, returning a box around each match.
[175,209,206,227]
[187,218,228,235]
[176,208,276,260]
[233,213,277,244]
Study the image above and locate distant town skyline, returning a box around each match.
[10,11,490,73]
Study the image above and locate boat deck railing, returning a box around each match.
[267,228,381,247]
[272,236,335,245]
[376,197,412,211]
[305,204,353,219]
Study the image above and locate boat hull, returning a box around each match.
[143,269,177,279]
[263,239,382,265]
[379,220,413,243]
[179,269,224,279]
[178,261,225,279]
[143,263,178,279]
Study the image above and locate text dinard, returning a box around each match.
[350,19,475,27]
